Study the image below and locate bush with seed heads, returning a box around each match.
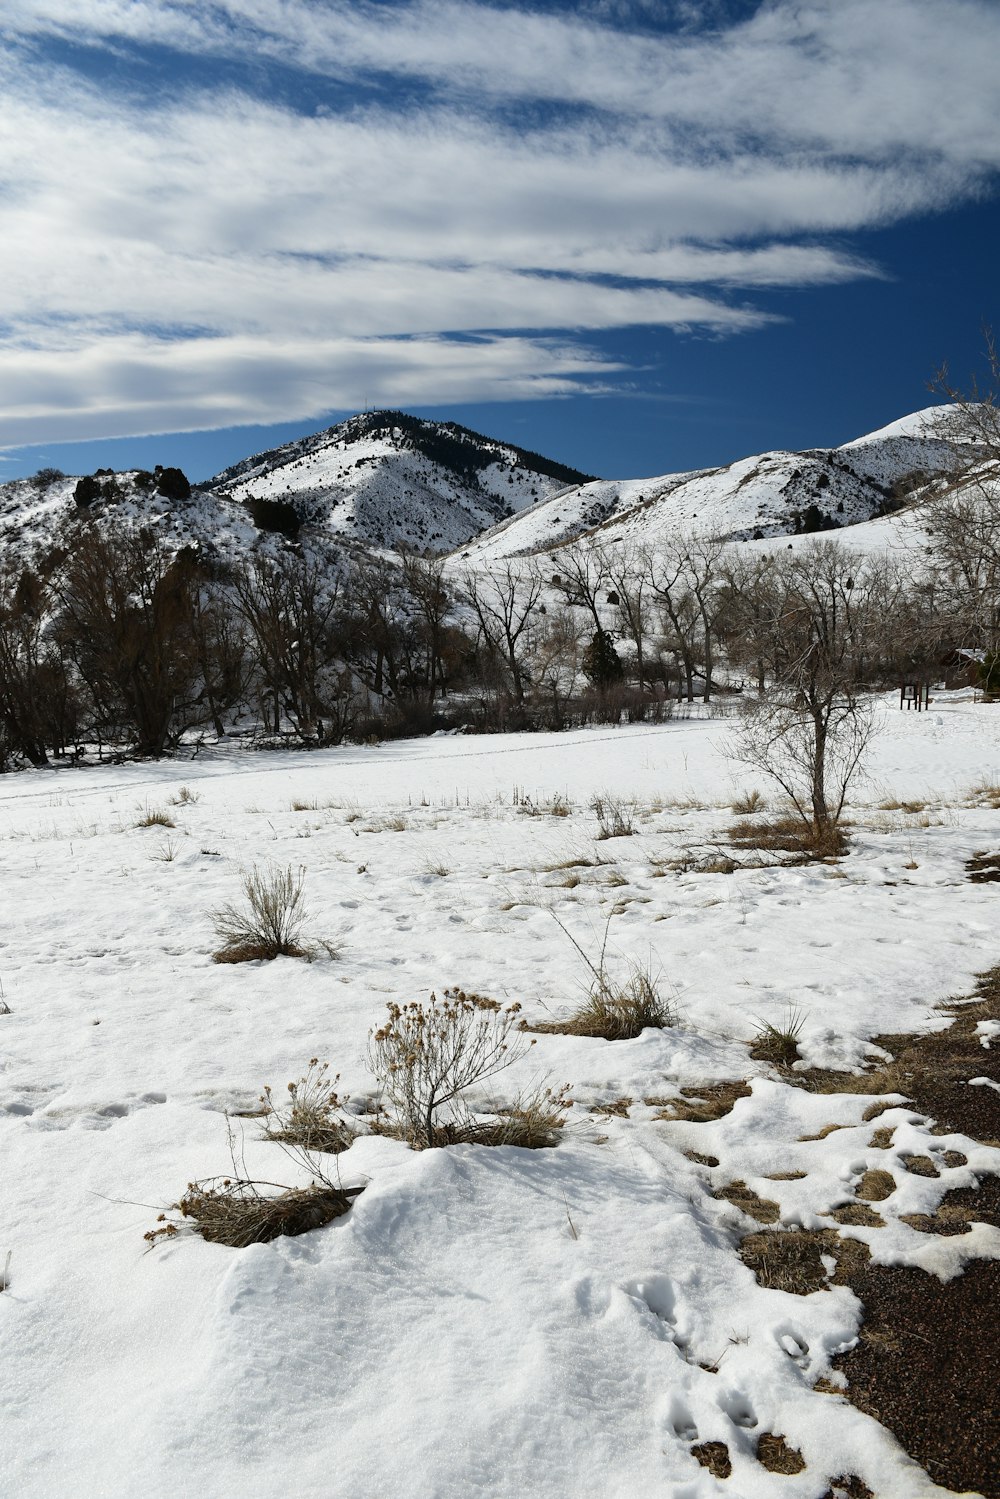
[368,988,534,1148]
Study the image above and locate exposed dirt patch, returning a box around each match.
[901,1152,939,1177]
[808,964,1000,1498]
[829,1202,884,1227]
[740,1227,869,1295]
[819,1480,874,1499]
[835,1258,1000,1498]
[966,850,1000,883]
[650,1079,751,1123]
[789,964,1000,1142]
[756,1432,806,1474]
[690,1441,731,1479]
[714,1179,781,1223]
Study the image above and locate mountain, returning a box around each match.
[457,406,970,563]
[208,410,593,554]
[0,405,971,570]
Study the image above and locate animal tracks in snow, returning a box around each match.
[1,1087,168,1130]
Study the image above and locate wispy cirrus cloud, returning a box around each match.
[0,0,997,443]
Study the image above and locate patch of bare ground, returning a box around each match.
[756,1432,806,1474]
[713,1179,780,1223]
[966,850,1000,883]
[649,1079,751,1123]
[690,1441,731,1479]
[819,1480,874,1499]
[834,1258,1000,1497]
[740,1227,870,1294]
[783,963,1000,1498]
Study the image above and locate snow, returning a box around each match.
[2,694,999,1497]
[460,404,969,562]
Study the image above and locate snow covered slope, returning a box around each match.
[0,405,973,571]
[459,405,971,563]
[209,410,592,553]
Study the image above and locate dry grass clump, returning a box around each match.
[740,1227,869,1294]
[591,792,636,840]
[856,1168,896,1202]
[0,1250,11,1291]
[728,815,847,860]
[966,778,1000,810]
[135,807,175,828]
[756,1433,806,1475]
[536,963,675,1041]
[651,1080,751,1123]
[145,1178,358,1248]
[368,989,535,1149]
[533,912,674,1040]
[731,788,767,815]
[261,1059,355,1161]
[691,1442,731,1478]
[714,1179,781,1223]
[169,785,199,806]
[211,864,317,963]
[749,1009,804,1068]
[474,1085,572,1149]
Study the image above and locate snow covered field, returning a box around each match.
[3,696,1000,1499]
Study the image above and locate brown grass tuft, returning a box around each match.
[136,807,175,828]
[652,1080,751,1123]
[146,1178,358,1248]
[690,1442,731,1479]
[856,1168,896,1202]
[740,1227,870,1294]
[714,1179,781,1223]
[756,1433,806,1474]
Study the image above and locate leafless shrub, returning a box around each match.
[483,1083,572,1148]
[367,989,534,1149]
[591,792,636,839]
[211,864,311,963]
[260,1059,356,1171]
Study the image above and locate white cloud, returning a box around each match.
[0,330,626,446]
[0,0,996,440]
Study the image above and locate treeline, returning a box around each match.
[0,502,991,769]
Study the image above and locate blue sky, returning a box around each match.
[0,0,998,482]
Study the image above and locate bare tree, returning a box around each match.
[54,524,201,756]
[0,566,79,766]
[643,539,702,700]
[554,541,609,633]
[399,551,453,703]
[604,544,652,689]
[726,542,899,842]
[233,549,350,742]
[461,561,543,704]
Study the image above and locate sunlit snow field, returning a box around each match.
[3,695,1000,1498]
